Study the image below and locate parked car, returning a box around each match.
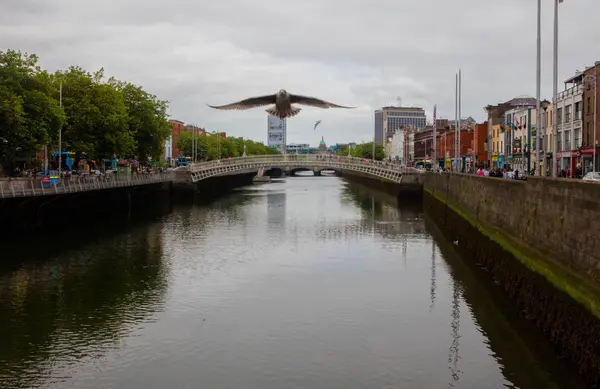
[582,172,600,182]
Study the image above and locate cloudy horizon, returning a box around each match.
[3,0,599,147]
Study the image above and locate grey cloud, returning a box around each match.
[2,0,600,145]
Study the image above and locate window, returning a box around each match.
[587,122,591,146]
[565,105,572,122]
[557,108,563,125]
[557,134,562,151]
[574,128,581,148]
[564,131,571,150]
[575,102,582,120]
[588,97,591,113]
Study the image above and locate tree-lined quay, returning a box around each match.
[0,50,172,175]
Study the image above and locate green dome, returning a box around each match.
[319,136,326,146]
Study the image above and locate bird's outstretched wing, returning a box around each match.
[290,94,356,109]
[207,94,276,110]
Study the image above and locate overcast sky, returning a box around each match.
[3,0,598,146]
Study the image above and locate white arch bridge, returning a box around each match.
[187,155,424,184]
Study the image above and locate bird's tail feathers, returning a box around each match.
[265,105,301,119]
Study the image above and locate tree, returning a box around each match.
[0,50,64,159]
[176,131,280,161]
[336,142,385,160]
[56,67,134,160]
[110,80,171,162]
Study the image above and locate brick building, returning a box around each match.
[170,120,185,158]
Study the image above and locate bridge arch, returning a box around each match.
[188,155,421,183]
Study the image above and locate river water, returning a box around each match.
[0,177,584,389]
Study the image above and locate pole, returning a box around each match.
[536,0,542,176]
[458,69,462,173]
[372,133,376,160]
[58,81,62,177]
[552,0,560,177]
[455,73,458,171]
[594,73,598,172]
[432,104,437,168]
[527,108,532,175]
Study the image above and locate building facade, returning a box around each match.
[169,119,185,158]
[267,115,287,153]
[504,105,538,173]
[286,143,310,154]
[374,106,426,149]
[389,129,405,163]
[555,72,584,175]
[582,62,600,173]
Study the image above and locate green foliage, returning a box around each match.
[0,50,64,158]
[0,49,172,163]
[335,142,385,160]
[176,131,280,161]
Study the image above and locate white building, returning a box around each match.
[374,106,426,150]
[267,115,287,153]
[163,135,173,165]
[389,129,405,163]
[286,143,310,154]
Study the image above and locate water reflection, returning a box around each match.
[0,224,169,389]
[0,176,586,389]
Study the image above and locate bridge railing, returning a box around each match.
[189,154,423,174]
[0,172,172,199]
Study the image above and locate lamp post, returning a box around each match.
[242,142,247,157]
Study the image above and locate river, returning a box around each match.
[0,176,584,389]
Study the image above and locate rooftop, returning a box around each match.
[378,106,424,111]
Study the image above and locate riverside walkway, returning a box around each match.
[0,172,172,199]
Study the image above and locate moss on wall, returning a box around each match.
[424,189,600,387]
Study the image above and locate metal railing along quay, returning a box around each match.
[0,172,172,199]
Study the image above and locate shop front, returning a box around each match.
[578,147,595,174]
[491,154,498,168]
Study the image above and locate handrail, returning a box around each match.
[189,154,422,174]
[0,172,172,199]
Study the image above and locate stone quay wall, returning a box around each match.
[423,172,600,385]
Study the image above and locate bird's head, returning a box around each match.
[277,89,288,97]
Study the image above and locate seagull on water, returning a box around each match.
[207,89,356,120]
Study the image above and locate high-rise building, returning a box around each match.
[267,115,286,153]
[374,106,427,147]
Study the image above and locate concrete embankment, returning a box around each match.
[0,181,171,234]
[172,171,256,203]
[424,172,600,386]
[338,170,423,201]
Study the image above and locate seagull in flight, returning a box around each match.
[207,89,356,120]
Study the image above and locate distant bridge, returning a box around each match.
[188,155,423,183]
